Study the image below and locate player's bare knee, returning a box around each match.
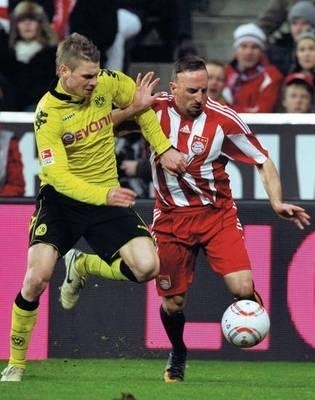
[136,266,159,282]
[163,295,185,314]
[23,269,50,297]
[134,256,159,282]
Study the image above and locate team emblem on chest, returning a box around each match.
[191,134,208,155]
[94,95,105,107]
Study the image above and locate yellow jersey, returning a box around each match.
[34,69,171,205]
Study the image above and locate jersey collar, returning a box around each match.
[49,78,86,104]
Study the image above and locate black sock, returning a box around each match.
[159,305,187,354]
[234,289,263,306]
[120,260,139,283]
[15,291,39,311]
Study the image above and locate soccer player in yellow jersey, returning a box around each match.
[1,32,186,382]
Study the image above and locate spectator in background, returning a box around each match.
[0,129,25,196]
[173,0,197,59]
[69,0,118,66]
[116,131,151,198]
[290,29,315,78]
[5,1,58,111]
[9,0,55,20]
[280,71,314,112]
[257,0,315,39]
[0,19,16,110]
[257,0,315,74]
[0,72,16,111]
[52,0,76,41]
[0,0,10,32]
[206,60,227,103]
[130,0,197,63]
[9,0,75,41]
[223,22,283,113]
[0,72,16,110]
[53,0,141,71]
[106,3,142,71]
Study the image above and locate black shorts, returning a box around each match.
[29,185,152,262]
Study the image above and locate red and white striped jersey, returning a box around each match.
[150,93,269,209]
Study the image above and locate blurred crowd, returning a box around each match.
[1,0,315,198]
[0,0,197,111]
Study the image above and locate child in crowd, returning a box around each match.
[280,72,314,113]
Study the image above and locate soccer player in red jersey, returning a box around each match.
[146,56,310,381]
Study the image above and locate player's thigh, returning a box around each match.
[119,236,158,271]
[85,206,152,263]
[151,210,197,296]
[204,208,251,276]
[24,243,59,285]
[156,235,197,296]
[30,186,85,256]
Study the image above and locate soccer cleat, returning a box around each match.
[1,365,24,382]
[164,350,187,383]
[60,249,86,310]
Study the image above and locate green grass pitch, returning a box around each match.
[0,359,315,400]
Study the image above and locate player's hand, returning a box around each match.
[131,72,161,114]
[273,203,311,230]
[107,187,136,207]
[160,148,187,176]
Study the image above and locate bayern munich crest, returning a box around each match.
[158,275,171,290]
[191,135,208,155]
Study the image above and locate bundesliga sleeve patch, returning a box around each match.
[40,148,55,165]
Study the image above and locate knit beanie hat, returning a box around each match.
[288,1,315,27]
[233,23,266,49]
[296,28,315,42]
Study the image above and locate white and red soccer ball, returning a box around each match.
[221,300,270,348]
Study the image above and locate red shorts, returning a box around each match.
[151,204,251,296]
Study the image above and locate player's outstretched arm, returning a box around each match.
[256,157,311,230]
[133,71,161,110]
[112,72,161,127]
[272,202,311,230]
[115,72,187,176]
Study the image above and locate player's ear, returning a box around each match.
[169,81,176,94]
[59,63,70,78]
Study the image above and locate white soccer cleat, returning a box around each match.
[1,365,24,382]
[60,249,86,310]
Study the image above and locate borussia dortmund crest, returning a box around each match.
[35,224,47,236]
[94,95,105,107]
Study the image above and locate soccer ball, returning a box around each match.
[221,300,270,348]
